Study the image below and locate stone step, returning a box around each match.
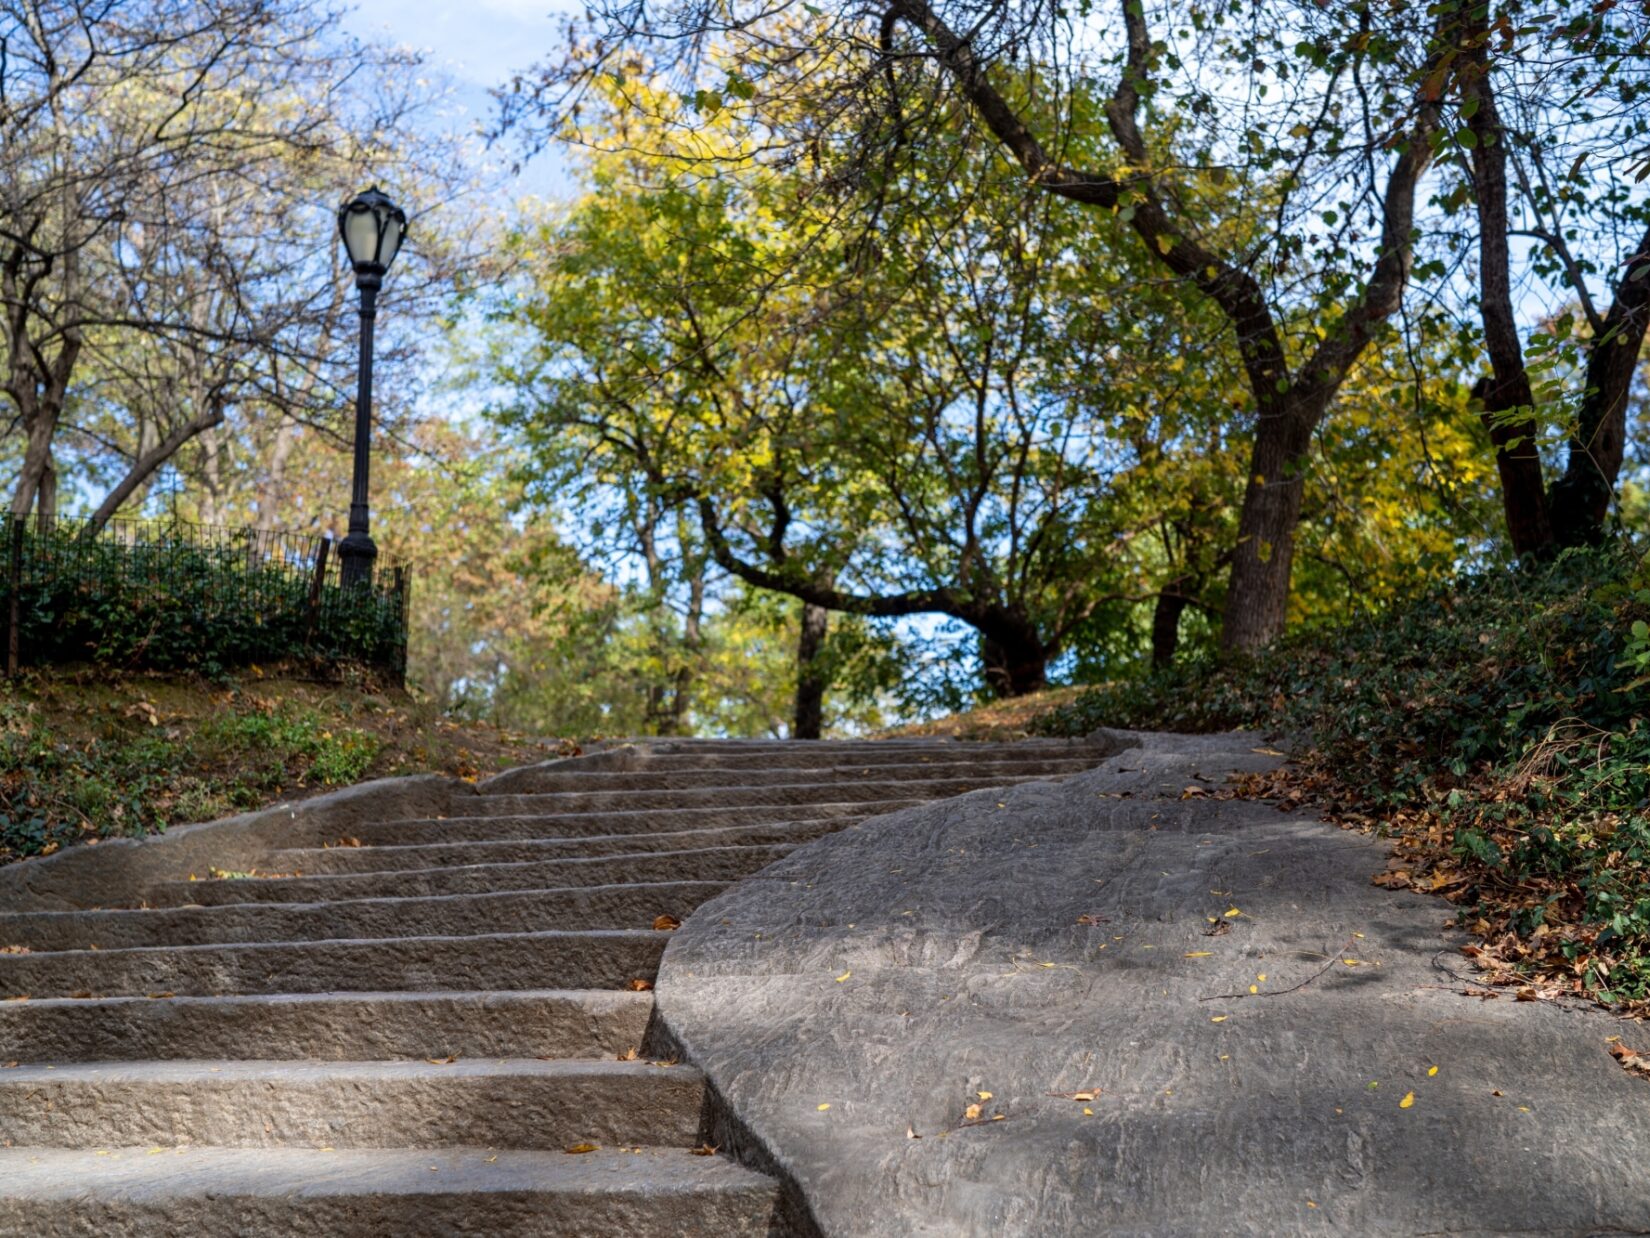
[0,882,726,952]
[338,800,899,847]
[0,929,665,999]
[491,757,1096,794]
[266,818,841,873]
[471,775,1040,816]
[0,989,652,1064]
[0,1145,779,1237]
[0,1058,706,1150]
[149,845,795,907]
[600,737,1110,755]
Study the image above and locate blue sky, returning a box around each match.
[344,0,573,199]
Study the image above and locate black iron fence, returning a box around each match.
[0,516,409,681]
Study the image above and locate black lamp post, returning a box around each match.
[336,186,407,588]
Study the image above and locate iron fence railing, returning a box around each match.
[0,515,409,681]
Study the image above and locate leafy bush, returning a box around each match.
[1,520,407,675]
[1036,546,1650,1008]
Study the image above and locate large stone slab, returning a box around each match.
[656,731,1650,1236]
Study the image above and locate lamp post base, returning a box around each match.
[337,532,377,589]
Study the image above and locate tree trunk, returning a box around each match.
[1547,220,1650,546]
[1220,403,1316,653]
[980,613,1048,697]
[1472,378,1553,557]
[36,453,57,531]
[256,419,299,533]
[1462,16,1554,558]
[1150,583,1192,669]
[793,600,829,739]
[10,414,58,521]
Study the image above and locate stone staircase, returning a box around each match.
[0,737,1111,1236]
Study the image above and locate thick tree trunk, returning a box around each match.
[793,600,829,739]
[1472,378,1553,556]
[1462,16,1554,558]
[1547,221,1650,546]
[1150,584,1192,669]
[10,415,58,521]
[36,453,57,531]
[1221,404,1316,653]
[980,614,1048,697]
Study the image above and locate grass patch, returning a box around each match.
[0,666,561,864]
[1034,545,1650,1011]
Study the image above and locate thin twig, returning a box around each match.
[1198,938,1357,1001]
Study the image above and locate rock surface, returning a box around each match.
[656,730,1650,1236]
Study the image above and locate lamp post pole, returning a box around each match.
[335,186,406,590]
[338,272,379,588]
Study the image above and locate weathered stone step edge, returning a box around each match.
[589,738,1113,753]
[265,818,844,872]
[338,800,906,847]
[0,988,652,1064]
[0,1145,780,1238]
[490,758,1099,794]
[0,881,729,951]
[471,776,1054,816]
[0,1057,708,1150]
[0,929,666,999]
[145,844,798,907]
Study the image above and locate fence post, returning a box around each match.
[392,564,409,686]
[6,517,22,678]
[305,536,331,650]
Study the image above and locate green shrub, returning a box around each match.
[0,520,407,675]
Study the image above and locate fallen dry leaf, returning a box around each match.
[1609,1043,1650,1079]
